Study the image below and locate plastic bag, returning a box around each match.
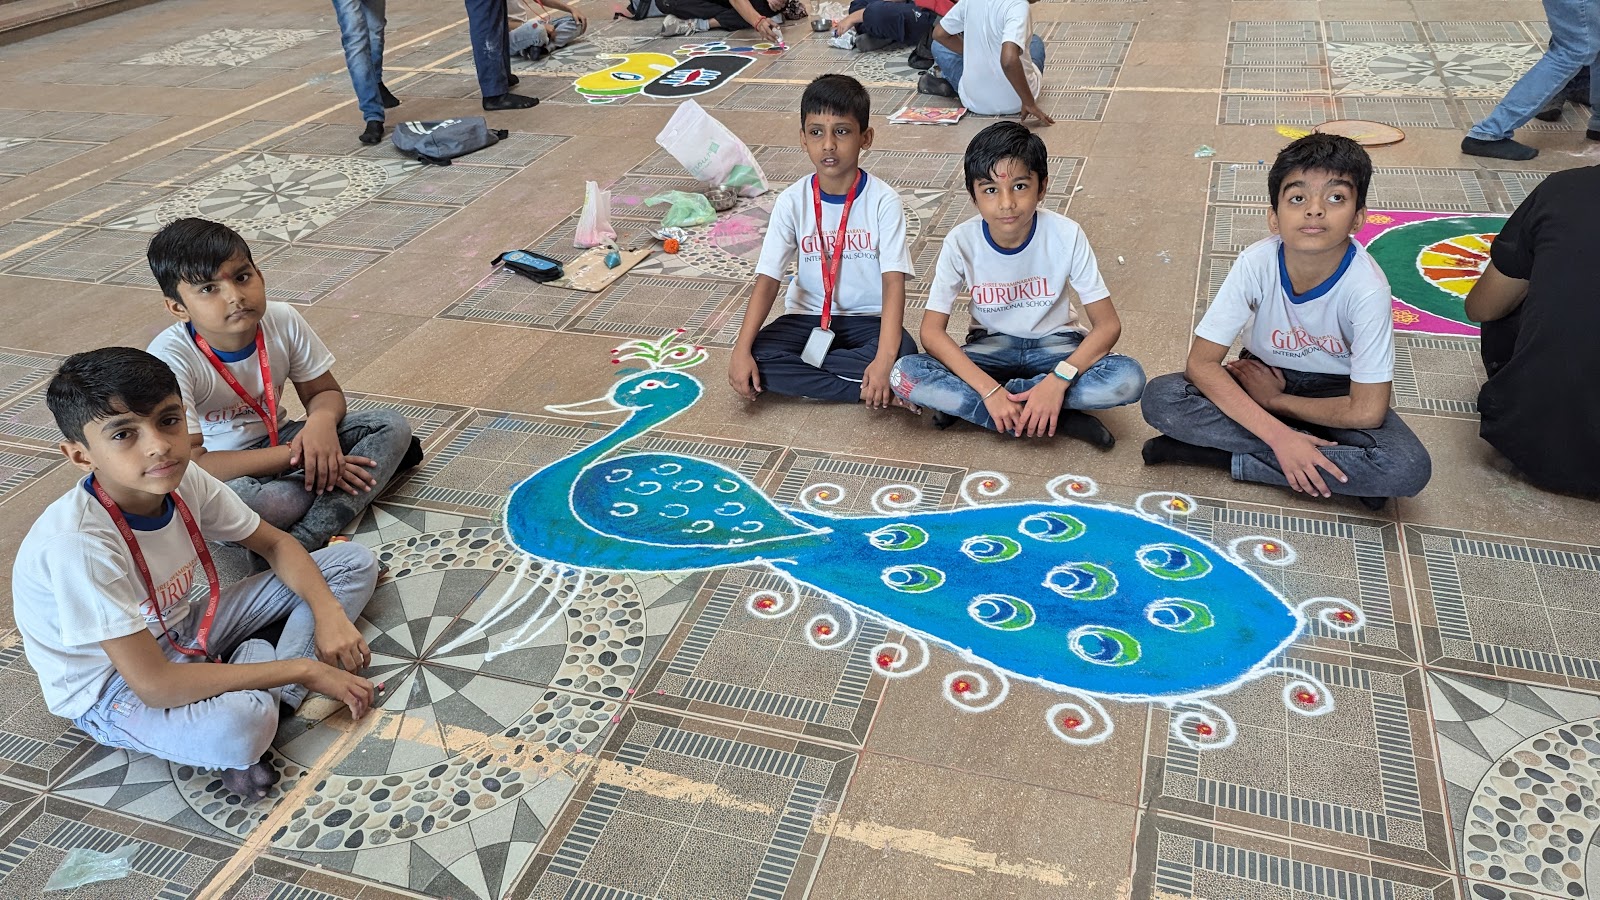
[645,191,716,228]
[45,843,138,891]
[654,100,770,198]
[575,181,616,249]
[816,1,847,21]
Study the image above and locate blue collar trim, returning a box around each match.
[1278,241,1356,304]
[816,170,868,204]
[187,322,257,363]
[83,476,174,531]
[982,214,1038,256]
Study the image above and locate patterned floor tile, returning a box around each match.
[1220,94,1334,126]
[1228,43,1326,67]
[20,182,173,228]
[6,228,150,286]
[1214,162,1490,212]
[344,393,471,453]
[438,265,600,331]
[0,636,95,789]
[1048,41,1131,67]
[1392,334,1483,419]
[513,707,854,900]
[1224,67,1330,93]
[0,112,165,143]
[255,245,384,304]
[112,148,229,186]
[1132,813,1461,899]
[1324,21,1424,43]
[1337,96,1458,129]
[1047,21,1138,42]
[301,200,455,251]
[1039,90,1111,121]
[0,140,96,177]
[1493,170,1549,208]
[0,444,63,507]
[1427,21,1532,44]
[1328,42,1540,99]
[1410,525,1600,692]
[0,387,64,449]
[636,567,886,745]
[1146,647,1451,870]
[765,447,965,516]
[123,28,326,67]
[0,348,60,411]
[566,276,747,342]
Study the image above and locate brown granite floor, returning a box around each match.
[0,0,1596,898]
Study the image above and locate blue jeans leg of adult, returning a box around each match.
[332,0,387,122]
[1468,0,1600,140]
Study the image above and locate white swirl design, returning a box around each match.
[943,667,1010,713]
[960,471,1011,506]
[1045,695,1115,745]
[871,484,924,513]
[1169,700,1238,750]
[1226,534,1298,567]
[1046,473,1099,500]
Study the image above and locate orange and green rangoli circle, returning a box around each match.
[1364,215,1507,327]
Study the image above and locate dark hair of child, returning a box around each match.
[1266,133,1373,210]
[962,121,1050,197]
[800,74,872,131]
[47,347,181,445]
[147,217,255,304]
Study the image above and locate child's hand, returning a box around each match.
[289,420,346,494]
[305,663,376,719]
[860,359,895,409]
[1226,358,1286,409]
[1019,98,1055,127]
[1011,377,1068,437]
[1268,431,1347,498]
[333,456,380,495]
[755,16,781,42]
[983,390,1026,436]
[315,617,372,674]
[728,349,762,401]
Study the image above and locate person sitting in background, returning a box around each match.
[917,0,1049,124]
[831,0,952,56]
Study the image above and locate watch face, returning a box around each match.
[1055,362,1079,380]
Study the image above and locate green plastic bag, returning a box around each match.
[644,191,717,228]
[723,165,763,192]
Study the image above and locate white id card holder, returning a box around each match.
[801,327,835,368]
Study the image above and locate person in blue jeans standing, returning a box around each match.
[1462,0,1600,160]
[331,0,400,144]
[918,0,1049,124]
[465,0,541,110]
[890,123,1145,446]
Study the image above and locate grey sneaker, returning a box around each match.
[659,14,698,36]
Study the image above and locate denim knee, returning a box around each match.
[1139,372,1193,431]
[210,691,280,770]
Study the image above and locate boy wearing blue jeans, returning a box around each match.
[1141,134,1432,510]
[890,122,1145,445]
[11,349,377,801]
[146,219,420,553]
[920,0,1050,124]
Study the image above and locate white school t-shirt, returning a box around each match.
[940,0,1041,115]
[754,171,915,317]
[1195,236,1395,382]
[147,302,336,452]
[10,465,261,719]
[928,210,1111,338]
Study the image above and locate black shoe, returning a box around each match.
[854,33,893,52]
[508,73,520,88]
[483,92,539,110]
[379,81,400,109]
[1460,135,1538,160]
[399,435,425,472]
[908,33,935,70]
[1357,495,1388,512]
[917,72,956,98]
[1533,103,1564,122]
[931,410,957,430]
[359,120,384,144]
[1589,129,1600,141]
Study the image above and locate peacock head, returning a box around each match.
[545,330,707,420]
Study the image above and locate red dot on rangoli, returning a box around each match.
[1062,716,1083,730]
[1264,542,1280,553]
[1195,723,1214,736]
[889,493,903,502]
[1069,482,1085,492]
[816,624,833,636]
[877,654,895,668]
[1295,690,1316,705]
[1336,610,1356,623]
[982,480,997,489]
[1171,499,1188,511]
[755,598,775,610]
[952,679,972,694]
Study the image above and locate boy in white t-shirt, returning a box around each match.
[728,74,917,407]
[919,0,1050,122]
[12,348,378,800]
[1141,134,1432,509]
[146,219,420,552]
[890,122,1145,445]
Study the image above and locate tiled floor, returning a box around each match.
[0,0,1595,898]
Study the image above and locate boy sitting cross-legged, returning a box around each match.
[727,74,917,409]
[890,122,1146,444]
[146,218,420,553]
[11,348,377,800]
[1140,134,1432,509]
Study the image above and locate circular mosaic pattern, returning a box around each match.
[1329,43,1538,98]
[850,48,921,86]
[1461,718,1600,899]
[157,153,392,236]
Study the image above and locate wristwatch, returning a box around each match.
[1052,360,1079,384]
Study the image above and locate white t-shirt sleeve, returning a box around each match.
[187,465,262,541]
[875,190,913,277]
[926,237,967,316]
[274,304,335,382]
[1346,287,1397,383]
[754,187,801,283]
[1194,260,1258,347]
[940,2,966,34]
[47,534,149,647]
[1065,229,1110,305]
[1000,1,1029,48]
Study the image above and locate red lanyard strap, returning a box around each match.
[90,479,222,662]
[810,173,863,332]
[192,328,278,447]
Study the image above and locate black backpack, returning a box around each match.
[391,118,508,166]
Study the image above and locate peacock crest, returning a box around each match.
[485,333,1362,751]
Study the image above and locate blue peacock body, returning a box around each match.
[502,333,1360,748]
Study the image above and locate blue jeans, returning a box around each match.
[332,0,387,123]
[1141,368,1433,499]
[74,542,377,770]
[931,34,1046,95]
[891,330,1146,430]
[466,0,512,97]
[1468,0,1600,139]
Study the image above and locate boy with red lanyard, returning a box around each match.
[12,348,378,800]
[728,74,917,407]
[146,218,420,553]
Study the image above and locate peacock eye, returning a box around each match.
[640,380,661,389]
[1146,598,1215,633]
[1137,544,1213,581]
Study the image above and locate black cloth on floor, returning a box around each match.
[1477,164,1600,497]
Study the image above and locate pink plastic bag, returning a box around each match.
[575,180,616,248]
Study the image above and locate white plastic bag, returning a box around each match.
[575,180,616,248]
[654,100,770,198]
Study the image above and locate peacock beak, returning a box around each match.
[545,396,631,417]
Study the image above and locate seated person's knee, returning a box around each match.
[211,692,279,769]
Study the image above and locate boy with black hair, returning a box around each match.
[12,348,377,800]
[1141,134,1431,509]
[919,0,1049,123]
[145,218,420,552]
[890,121,1144,444]
[727,74,917,407]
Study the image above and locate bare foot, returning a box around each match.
[890,395,922,414]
